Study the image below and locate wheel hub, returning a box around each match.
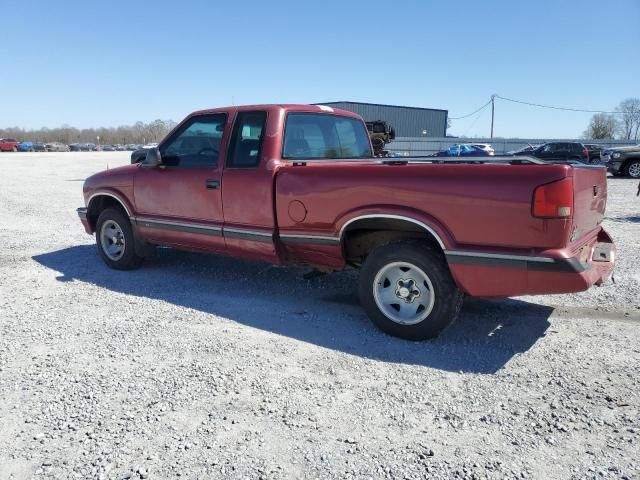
[100,219,126,261]
[395,278,421,303]
[372,261,435,326]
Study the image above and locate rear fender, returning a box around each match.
[337,206,456,250]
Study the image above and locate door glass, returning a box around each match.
[227,111,267,168]
[160,114,226,168]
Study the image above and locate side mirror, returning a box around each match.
[143,147,162,167]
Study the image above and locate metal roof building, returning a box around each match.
[316,101,448,138]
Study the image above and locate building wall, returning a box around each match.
[317,101,448,138]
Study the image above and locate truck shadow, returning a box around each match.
[33,245,553,374]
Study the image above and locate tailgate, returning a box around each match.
[570,165,607,243]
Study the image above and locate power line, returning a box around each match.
[495,95,626,114]
[449,99,492,119]
[462,102,490,137]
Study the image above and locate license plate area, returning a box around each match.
[592,243,612,262]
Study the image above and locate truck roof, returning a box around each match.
[190,104,362,120]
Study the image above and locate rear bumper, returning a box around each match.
[77,207,93,235]
[447,228,615,297]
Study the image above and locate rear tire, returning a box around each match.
[624,159,640,179]
[96,208,143,270]
[358,240,463,340]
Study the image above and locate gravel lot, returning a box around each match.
[1,152,639,480]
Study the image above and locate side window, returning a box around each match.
[227,111,267,168]
[282,113,372,160]
[160,114,226,168]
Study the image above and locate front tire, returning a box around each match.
[624,159,640,179]
[96,208,143,270]
[359,240,463,340]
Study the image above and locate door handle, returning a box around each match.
[206,179,220,189]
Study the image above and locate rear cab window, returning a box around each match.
[227,111,267,168]
[282,113,372,160]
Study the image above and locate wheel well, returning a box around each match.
[342,217,444,265]
[86,195,129,230]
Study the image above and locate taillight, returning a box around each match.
[532,178,573,218]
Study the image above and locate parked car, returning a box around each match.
[101,145,116,151]
[125,144,138,150]
[18,141,34,152]
[471,143,495,155]
[32,142,47,152]
[46,142,70,152]
[433,144,492,157]
[583,144,603,163]
[78,104,615,341]
[114,144,126,151]
[601,145,640,178]
[70,143,93,151]
[520,142,589,162]
[0,138,20,152]
[507,144,540,155]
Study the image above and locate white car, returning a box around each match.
[471,143,495,156]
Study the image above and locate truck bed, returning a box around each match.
[276,160,606,251]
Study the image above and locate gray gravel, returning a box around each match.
[1,152,639,480]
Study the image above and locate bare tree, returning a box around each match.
[583,113,618,139]
[145,119,174,143]
[616,98,640,141]
[0,119,177,145]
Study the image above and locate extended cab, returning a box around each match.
[78,105,615,340]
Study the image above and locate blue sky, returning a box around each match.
[1,0,638,138]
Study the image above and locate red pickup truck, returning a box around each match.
[0,138,20,152]
[78,104,615,340]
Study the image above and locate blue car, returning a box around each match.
[434,144,492,157]
[18,141,34,152]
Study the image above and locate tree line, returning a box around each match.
[0,119,177,145]
[583,98,640,140]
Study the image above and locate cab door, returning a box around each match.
[220,110,280,263]
[133,113,229,252]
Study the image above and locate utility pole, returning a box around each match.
[490,94,496,139]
